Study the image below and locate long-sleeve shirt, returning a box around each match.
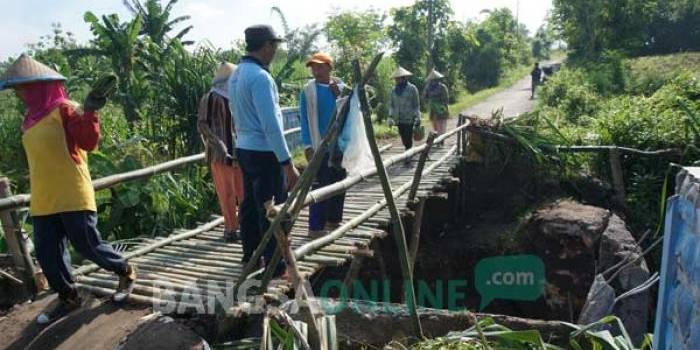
[390,82,421,125]
[22,102,98,215]
[197,91,236,165]
[228,56,291,164]
[424,81,450,120]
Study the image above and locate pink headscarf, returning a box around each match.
[17,81,69,132]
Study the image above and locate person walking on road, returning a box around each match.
[424,69,449,146]
[229,25,300,277]
[531,62,543,99]
[0,54,136,324]
[389,67,421,155]
[299,53,348,238]
[197,62,244,242]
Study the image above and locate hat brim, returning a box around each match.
[305,59,332,68]
[0,76,66,90]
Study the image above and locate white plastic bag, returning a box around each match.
[339,89,374,176]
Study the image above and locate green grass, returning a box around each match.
[627,52,700,94]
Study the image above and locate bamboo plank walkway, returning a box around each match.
[74,131,463,307]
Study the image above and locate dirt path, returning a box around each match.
[0,293,150,350]
[460,74,537,119]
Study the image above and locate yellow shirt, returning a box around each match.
[22,108,96,216]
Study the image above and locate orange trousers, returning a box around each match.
[210,162,244,232]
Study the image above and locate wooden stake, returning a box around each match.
[0,177,37,295]
[408,197,427,273]
[352,60,424,339]
[609,148,627,205]
[408,132,437,203]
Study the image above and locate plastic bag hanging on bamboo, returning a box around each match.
[336,88,374,176]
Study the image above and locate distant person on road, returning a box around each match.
[389,67,421,154]
[0,55,136,324]
[197,62,244,242]
[229,25,300,277]
[531,62,543,99]
[299,52,348,238]
[424,69,449,146]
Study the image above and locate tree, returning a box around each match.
[532,22,555,59]
[270,6,323,104]
[388,0,454,91]
[459,9,532,91]
[325,9,387,79]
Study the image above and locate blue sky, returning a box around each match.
[1,0,552,60]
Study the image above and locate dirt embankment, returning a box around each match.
[0,292,212,350]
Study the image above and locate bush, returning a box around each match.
[539,68,601,123]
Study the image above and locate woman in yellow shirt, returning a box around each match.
[0,55,136,324]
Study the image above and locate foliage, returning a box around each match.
[552,0,700,59]
[325,9,393,120]
[270,6,323,106]
[122,0,194,47]
[410,315,652,350]
[456,9,532,93]
[81,11,146,123]
[527,55,700,232]
[325,9,388,80]
[626,52,700,95]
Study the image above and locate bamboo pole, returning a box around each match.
[352,60,423,338]
[465,126,682,157]
[408,197,427,273]
[0,128,306,213]
[408,132,437,203]
[73,217,224,276]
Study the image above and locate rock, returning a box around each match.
[523,200,611,321]
[597,214,650,345]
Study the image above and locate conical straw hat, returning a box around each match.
[391,66,413,79]
[0,54,66,90]
[426,69,444,80]
[212,62,237,85]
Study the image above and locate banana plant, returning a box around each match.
[79,11,145,124]
[122,0,194,49]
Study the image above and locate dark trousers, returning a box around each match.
[237,149,287,271]
[33,211,127,297]
[309,155,347,231]
[398,123,414,150]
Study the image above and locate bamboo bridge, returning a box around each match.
[0,115,472,311]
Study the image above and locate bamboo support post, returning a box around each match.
[609,148,627,205]
[353,59,423,338]
[0,177,37,294]
[460,116,468,156]
[342,256,365,297]
[456,116,464,155]
[408,132,437,203]
[408,197,427,273]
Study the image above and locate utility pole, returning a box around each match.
[427,0,434,73]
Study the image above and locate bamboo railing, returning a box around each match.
[0,127,303,212]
